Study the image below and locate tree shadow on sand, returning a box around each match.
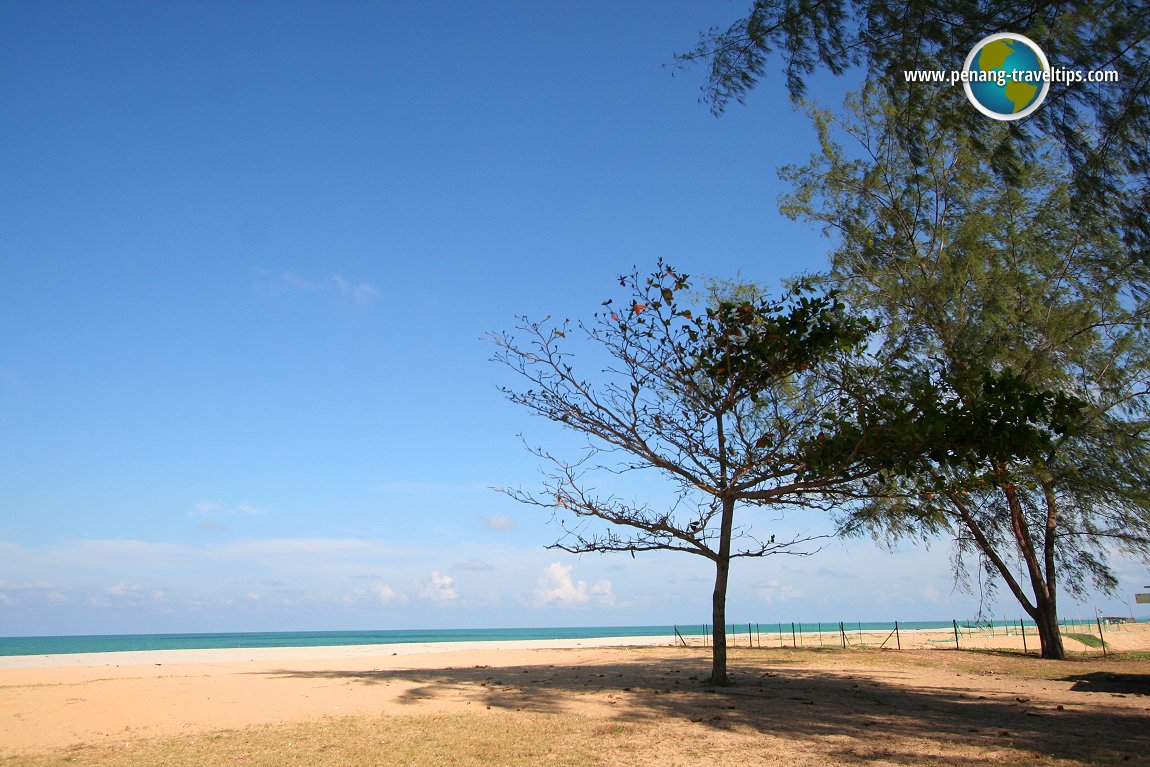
[257,649,1149,765]
[1060,671,1150,696]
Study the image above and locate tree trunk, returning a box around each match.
[1032,589,1066,659]
[950,486,1067,659]
[710,555,730,685]
[710,495,737,685]
[1002,482,1066,660]
[1036,481,1066,659]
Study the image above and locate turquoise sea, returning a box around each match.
[0,620,1066,657]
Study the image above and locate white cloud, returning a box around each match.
[107,582,140,598]
[262,271,379,306]
[191,500,267,518]
[219,538,385,558]
[276,272,322,291]
[0,580,71,606]
[332,274,378,305]
[421,571,458,604]
[531,563,614,607]
[758,579,805,606]
[455,559,495,571]
[483,514,516,532]
[369,580,403,605]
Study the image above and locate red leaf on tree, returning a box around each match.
[633,304,646,315]
[611,312,620,322]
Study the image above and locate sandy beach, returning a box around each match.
[3,625,1149,765]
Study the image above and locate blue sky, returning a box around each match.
[1,1,1144,637]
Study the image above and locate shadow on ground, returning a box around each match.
[258,648,1150,765]
[1060,671,1150,696]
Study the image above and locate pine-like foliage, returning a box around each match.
[679,1,1150,264]
[782,91,1150,658]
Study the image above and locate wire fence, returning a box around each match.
[671,616,1145,656]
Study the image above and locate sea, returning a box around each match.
[0,619,1061,657]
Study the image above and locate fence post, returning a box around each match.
[791,622,797,648]
[895,621,901,650]
[1097,615,1108,657]
[839,621,846,648]
[1020,618,1027,654]
[953,619,960,650]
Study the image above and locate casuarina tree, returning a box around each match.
[783,92,1150,658]
[678,0,1149,263]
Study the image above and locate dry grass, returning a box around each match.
[7,713,639,767]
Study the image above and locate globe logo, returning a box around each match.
[962,33,1050,121]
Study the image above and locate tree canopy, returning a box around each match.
[492,264,875,682]
[679,0,1150,259]
[782,91,1150,657]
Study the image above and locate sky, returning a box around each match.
[1,1,1146,637]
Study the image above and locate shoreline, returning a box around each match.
[3,621,1146,670]
[0,634,679,669]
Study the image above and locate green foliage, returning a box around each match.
[697,283,872,399]
[680,0,1150,258]
[491,262,879,557]
[778,88,1150,658]
[806,365,1087,482]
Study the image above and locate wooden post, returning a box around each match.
[747,623,753,648]
[1020,618,1027,654]
[1097,616,1108,657]
[839,621,847,648]
[953,619,960,649]
[791,622,797,648]
[895,621,901,650]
